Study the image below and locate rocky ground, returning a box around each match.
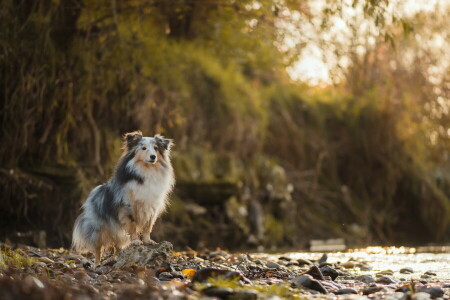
[0,242,449,300]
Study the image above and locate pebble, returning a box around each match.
[158,272,174,280]
[418,287,444,299]
[291,274,328,294]
[362,286,385,295]
[266,261,281,269]
[399,267,414,274]
[97,275,108,281]
[318,254,328,264]
[341,262,356,269]
[424,271,436,276]
[38,257,54,264]
[278,256,291,261]
[355,275,375,283]
[24,275,45,289]
[335,288,357,295]
[297,259,313,266]
[32,261,47,268]
[201,286,234,298]
[304,265,325,280]
[412,292,431,300]
[376,276,397,284]
[320,265,339,281]
[74,271,90,281]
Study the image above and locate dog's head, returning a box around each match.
[124,131,173,165]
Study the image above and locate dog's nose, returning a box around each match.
[150,155,156,160]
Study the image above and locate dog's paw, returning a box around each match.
[143,239,157,245]
[131,239,143,246]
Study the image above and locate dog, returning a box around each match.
[72,131,175,265]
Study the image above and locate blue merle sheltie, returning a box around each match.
[72,131,175,264]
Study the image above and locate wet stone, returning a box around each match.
[362,286,385,295]
[412,292,432,300]
[266,261,281,269]
[297,259,313,266]
[418,287,444,299]
[320,265,339,281]
[399,267,414,274]
[201,286,234,298]
[336,288,358,295]
[304,265,325,280]
[292,274,328,294]
[355,275,375,283]
[376,276,397,284]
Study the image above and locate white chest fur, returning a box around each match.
[124,162,174,226]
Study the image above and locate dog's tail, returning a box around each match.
[71,212,99,253]
[72,186,103,253]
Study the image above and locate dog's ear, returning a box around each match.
[124,131,143,150]
[155,134,173,151]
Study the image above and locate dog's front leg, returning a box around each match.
[128,222,143,246]
[142,215,158,245]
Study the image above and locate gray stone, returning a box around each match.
[335,288,357,295]
[376,275,397,284]
[412,292,431,300]
[399,267,414,274]
[362,286,385,295]
[297,259,313,266]
[320,265,339,280]
[291,274,328,294]
[418,287,444,299]
[113,241,173,269]
[266,261,281,269]
[355,275,375,283]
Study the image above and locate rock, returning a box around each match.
[97,274,108,281]
[418,287,444,299]
[341,262,356,269]
[376,276,397,284]
[336,288,357,295]
[338,296,368,300]
[297,259,313,266]
[23,276,44,289]
[292,274,328,294]
[158,272,174,281]
[191,268,250,284]
[318,254,328,265]
[74,271,90,281]
[412,292,431,300]
[232,290,258,300]
[320,266,339,281]
[113,241,173,269]
[82,258,94,269]
[266,261,281,269]
[355,275,375,283]
[362,286,385,295]
[399,267,414,274]
[38,257,54,264]
[377,269,394,276]
[32,261,47,268]
[423,271,436,276]
[201,286,234,298]
[279,256,291,261]
[304,265,325,280]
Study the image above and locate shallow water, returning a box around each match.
[254,246,450,280]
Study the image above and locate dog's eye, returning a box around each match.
[142,147,147,150]
[154,145,158,150]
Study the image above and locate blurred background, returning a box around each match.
[0,0,449,251]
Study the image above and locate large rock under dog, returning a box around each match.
[113,241,173,269]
